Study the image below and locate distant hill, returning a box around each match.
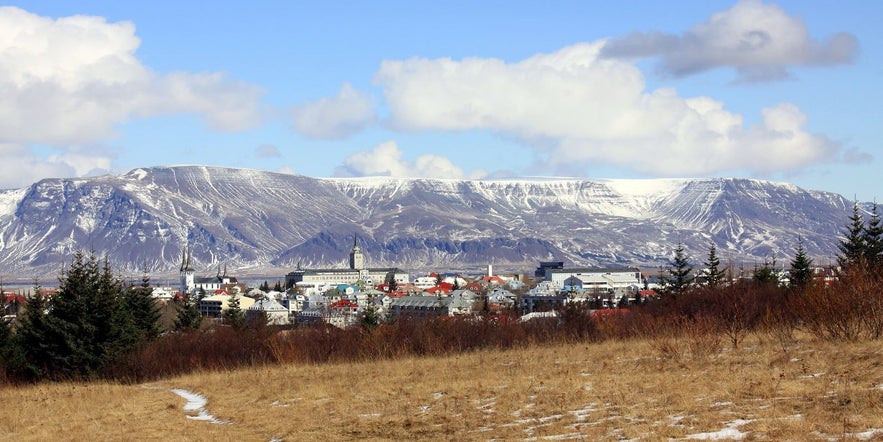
[0,166,857,277]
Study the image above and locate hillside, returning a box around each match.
[0,166,856,276]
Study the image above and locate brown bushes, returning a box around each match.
[789,263,883,341]
[9,265,883,385]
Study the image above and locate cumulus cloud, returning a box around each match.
[0,144,112,189]
[335,141,486,179]
[374,41,853,177]
[0,6,263,148]
[291,83,376,139]
[255,144,282,158]
[601,0,858,82]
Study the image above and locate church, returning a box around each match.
[284,235,409,290]
[179,247,247,295]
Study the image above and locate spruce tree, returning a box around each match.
[223,295,245,329]
[124,285,161,343]
[13,284,52,380]
[837,201,866,270]
[704,242,725,288]
[753,258,780,286]
[174,292,202,332]
[790,237,814,291]
[863,202,883,270]
[661,242,693,299]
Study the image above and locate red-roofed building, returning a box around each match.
[481,276,506,286]
[330,299,359,312]
[464,281,486,293]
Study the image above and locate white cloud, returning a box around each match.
[601,0,858,82]
[0,144,112,189]
[291,83,376,139]
[375,41,850,177]
[0,7,263,144]
[335,141,485,179]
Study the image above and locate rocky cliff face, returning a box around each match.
[0,166,855,276]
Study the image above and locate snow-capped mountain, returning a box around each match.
[0,166,857,277]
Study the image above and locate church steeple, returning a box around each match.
[180,245,195,294]
[349,234,364,270]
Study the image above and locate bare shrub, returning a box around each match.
[790,263,883,342]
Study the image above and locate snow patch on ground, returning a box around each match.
[170,388,230,424]
[685,419,751,440]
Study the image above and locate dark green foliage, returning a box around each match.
[273,281,283,292]
[222,295,245,329]
[660,242,693,299]
[864,202,883,269]
[174,292,202,332]
[704,242,725,288]
[11,284,51,380]
[259,281,270,292]
[7,252,160,381]
[358,298,381,330]
[837,201,866,270]
[753,259,780,286]
[125,285,161,342]
[790,237,814,291]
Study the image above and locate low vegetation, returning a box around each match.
[2,331,883,440]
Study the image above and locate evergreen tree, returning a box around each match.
[174,292,202,332]
[790,237,814,291]
[863,202,883,269]
[223,295,245,329]
[837,201,866,270]
[358,296,381,330]
[704,241,725,288]
[124,284,161,343]
[259,281,269,292]
[273,281,283,292]
[660,242,693,299]
[12,283,52,380]
[753,258,780,286]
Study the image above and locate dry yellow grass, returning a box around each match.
[3,331,883,441]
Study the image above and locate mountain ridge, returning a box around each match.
[0,165,857,277]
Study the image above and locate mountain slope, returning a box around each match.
[0,166,856,276]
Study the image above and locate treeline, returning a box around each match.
[2,202,882,385]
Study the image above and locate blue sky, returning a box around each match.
[2,1,881,201]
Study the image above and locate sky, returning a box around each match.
[1,1,881,201]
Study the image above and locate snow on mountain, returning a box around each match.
[0,166,858,276]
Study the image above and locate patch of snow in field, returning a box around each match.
[685,419,751,440]
[170,389,230,424]
[850,428,883,440]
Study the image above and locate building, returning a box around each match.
[545,267,641,297]
[179,247,246,295]
[198,294,256,317]
[285,235,409,289]
[246,298,290,325]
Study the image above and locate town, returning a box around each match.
[2,231,838,332]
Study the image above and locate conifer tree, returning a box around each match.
[837,201,866,270]
[753,258,780,286]
[790,237,814,291]
[704,242,725,288]
[124,284,161,343]
[863,202,883,270]
[661,242,693,299]
[223,295,245,329]
[13,283,52,380]
[174,292,202,332]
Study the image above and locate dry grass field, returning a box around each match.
[3,330,883,441]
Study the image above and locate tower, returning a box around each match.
[349,234,365,271]
[180,247,195,295]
